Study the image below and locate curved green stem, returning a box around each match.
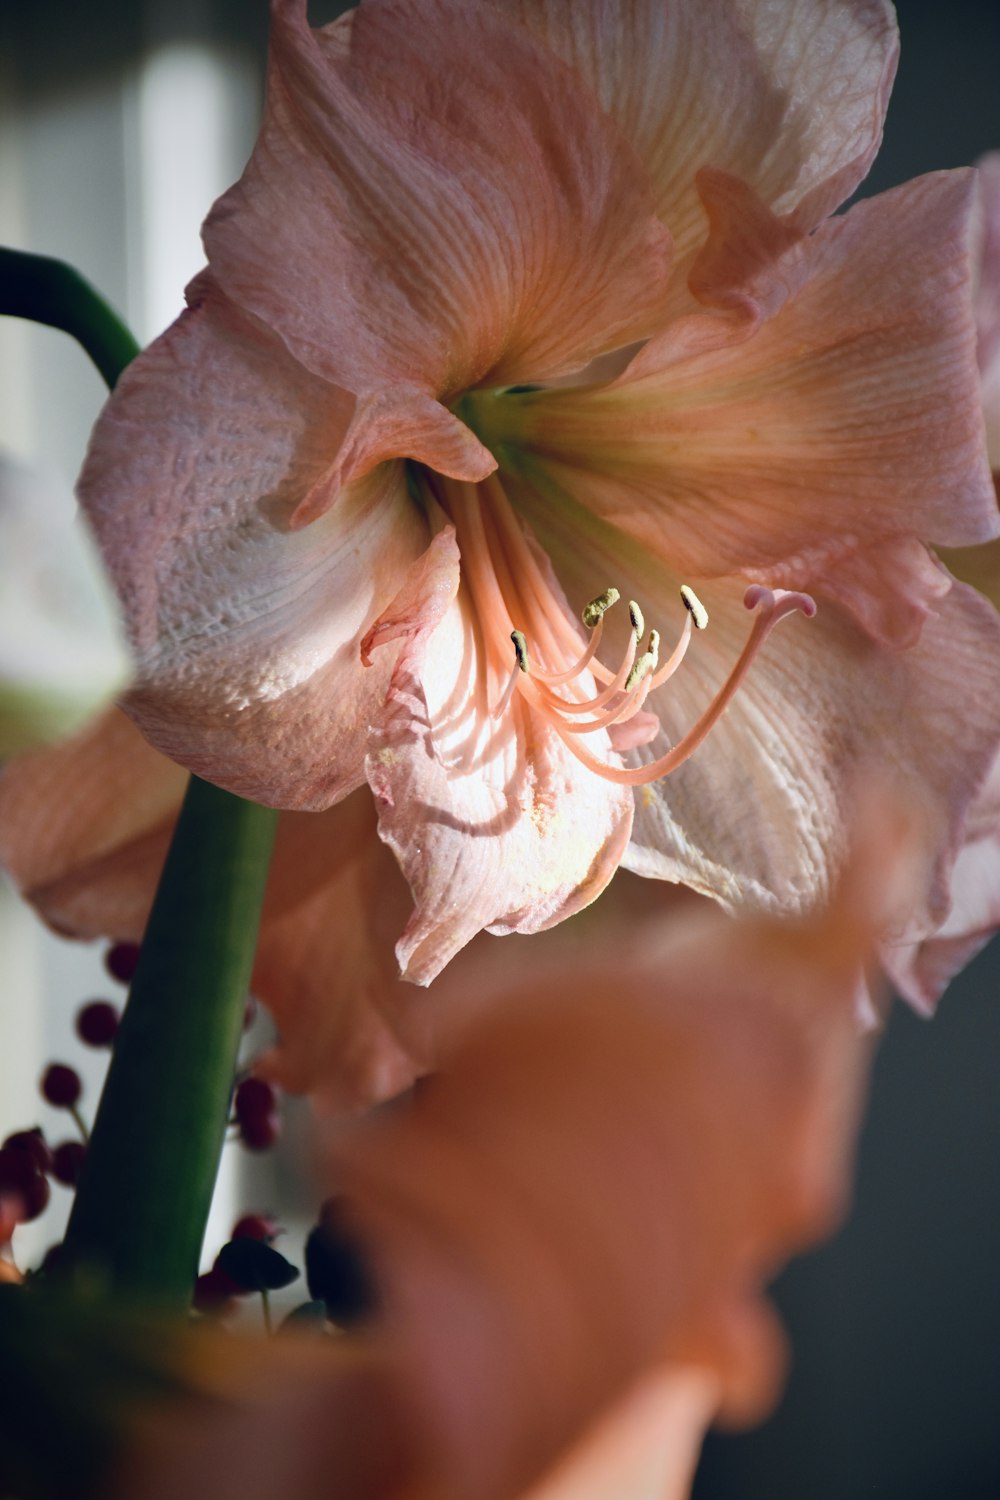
[0,247,139,388]
[2,251,280,1308]
[64,778,278,1306]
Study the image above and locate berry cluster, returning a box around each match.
[194,1213,298,1319]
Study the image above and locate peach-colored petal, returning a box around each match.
[473,171,997,648]
[501,0,897,289]
[334,864,884,1500]
[79,292,428,810]
[364,530,634,985]
[204,0,671,471]
[520,1368,718,1500]
[507,487,1000,941]
[0,708,184,940]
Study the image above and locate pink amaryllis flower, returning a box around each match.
[57,0,1000,980]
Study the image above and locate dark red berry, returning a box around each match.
[2,1128,53,1175]
[193,1263,241,1314]
[40,1064,82,1109]
[234,1077,277,1122]
[75,1000,120,1048]
[104,941,140,984]
[231,1213,278,1243]
[50,1141,87,1188]
[238,1112,281,1152]
[0,1148,50,1222]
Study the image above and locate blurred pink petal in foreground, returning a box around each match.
[69,0,1000,983]
[120,820,895,1500]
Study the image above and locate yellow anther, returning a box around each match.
[582,587,620,629]
[680,585,708,630]
[625,650,656,693]
[628,600,645,638]
[511,630,529,672]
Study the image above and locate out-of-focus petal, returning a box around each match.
[205,0,671,461]
[364,529,634,985]
[0,456,131,756]
[79,293,428,810]
[0,709,184,940]
[334,862,885,1500]
[520,1368,718,1500]
[500,0,897,283]
[475,171,996,646]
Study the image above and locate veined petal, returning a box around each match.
[508,481,1000,942]
[204,0,671,447]
[974,153,1000,465]
[364,530,634,985]
[478,172,997,644]
[500,0,897,284]
[79,292,428,809]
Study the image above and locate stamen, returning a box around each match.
[511,630,529,672]
[624,629,660,692]
[582,588,620,629]
[628,600,645,639]
[680,585,708,631]
[551,587,816,785]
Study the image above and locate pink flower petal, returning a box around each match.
[477,171,997,648]
[505,486,1000,944]
[974,153,1000,465]
[79,293,428,809]
[364,530,635,985]
[334,864,885,1500]
[205,0,671,451]
[503,0,897,288]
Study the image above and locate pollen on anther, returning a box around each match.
[680,585,708,631]
[511,629,529,672]
[628,600,645,638]
[582,587,620,629]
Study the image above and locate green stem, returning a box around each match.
[0,247,139,388]
[64,778,278,1306]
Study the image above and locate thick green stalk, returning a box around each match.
[0,247,139,388]
[64,778,278,1304]
[1,252,279,1306]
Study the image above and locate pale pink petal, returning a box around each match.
[364,531,634,985]
[204,0,671,466]
[507,486,1000,943]
[80,293,428,809]
[334,873,881,1500]
[474,172,997,648]
[883,750,1000,1013]
[974,153,1000,464]
[501,0,897,282]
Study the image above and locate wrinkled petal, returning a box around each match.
[204,0,671,486]
[80,293,428,808]
[974,152,1000,464]
[363,528,634,984]
[501,0,897,286]
[883,743,1000,1012]
[334,861,885,1500]
[508,484,1000,941]
[475,171,997,648]
[0,455,131,756]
